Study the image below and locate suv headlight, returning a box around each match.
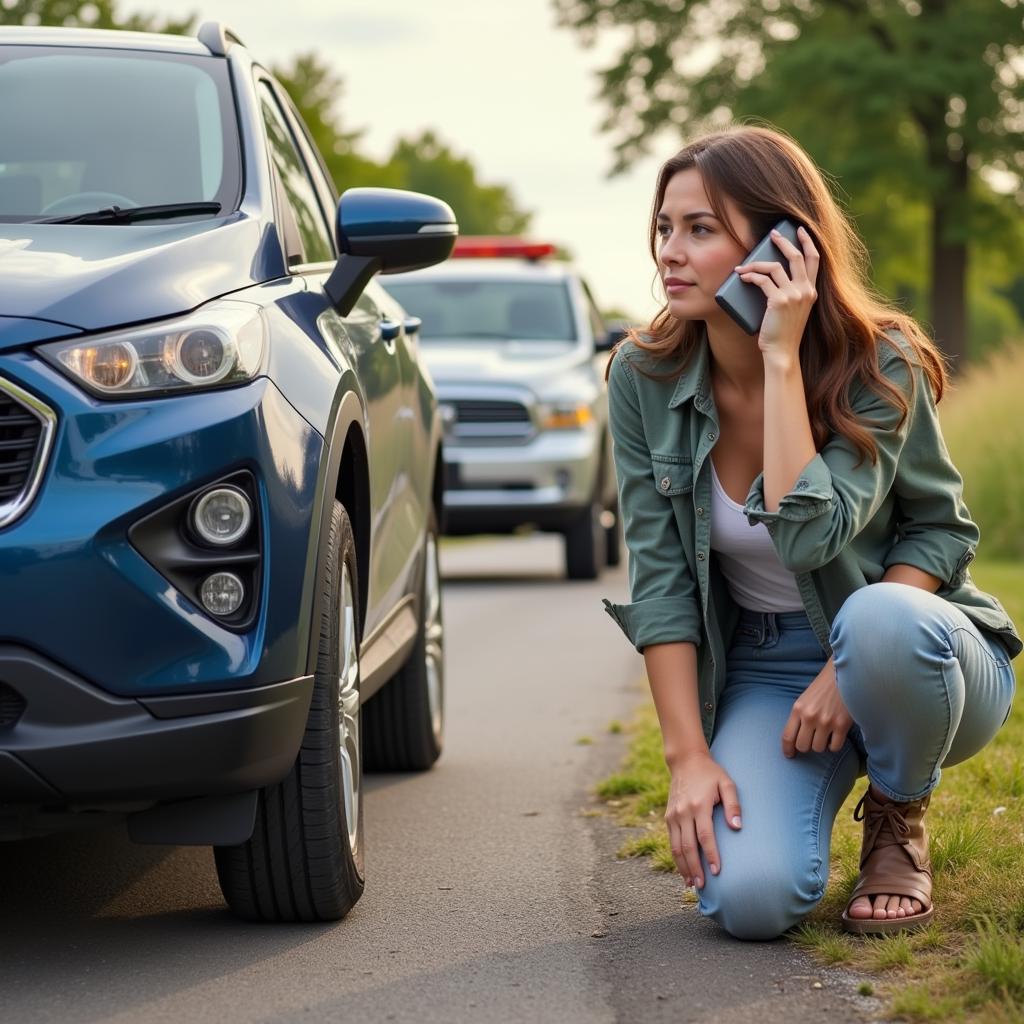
[39,301,266,398]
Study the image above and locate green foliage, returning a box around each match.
[870,934,916,971]
[553,0,1024,358]
[272,54,402,194]
[791,922,856,965]
[940,344,1024,560]
[966,919,1024,1002]
[0,0,193,33]
[387,131,531,235]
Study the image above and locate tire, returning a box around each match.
[214,500,364,922]
[564,491,607,580]
[364,507,444,772]
[604,496,622,568]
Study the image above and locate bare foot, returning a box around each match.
[846,893,925,920]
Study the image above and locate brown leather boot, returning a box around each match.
[841,787,934,935]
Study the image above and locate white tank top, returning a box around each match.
[709,460,804,612]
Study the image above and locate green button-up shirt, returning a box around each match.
[602,333,1021,746]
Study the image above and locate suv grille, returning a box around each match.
[0,683,25,728]
[0,400,42,501]
[0,377,56,528]
[451,399,530,425]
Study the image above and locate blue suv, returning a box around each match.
[0,23,455,921]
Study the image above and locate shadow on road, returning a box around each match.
[0,825,331,1020]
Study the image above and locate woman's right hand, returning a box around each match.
[665,751,742,888]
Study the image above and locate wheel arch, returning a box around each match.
[305,386,371,676]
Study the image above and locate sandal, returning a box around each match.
[841,787,935,935]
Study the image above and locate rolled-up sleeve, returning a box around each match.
[744,345,978,582]
[601,352,702,651]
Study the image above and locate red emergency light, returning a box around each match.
[451,236,557,260]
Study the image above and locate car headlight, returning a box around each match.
[538,401,594,430]
[39,301,266,398]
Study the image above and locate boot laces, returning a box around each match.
[854,792,912,867]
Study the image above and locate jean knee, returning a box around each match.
[701,865,820,941]
[831,583,933,686]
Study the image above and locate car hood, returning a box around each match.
[0,214,278,352]
[419,339,587,387]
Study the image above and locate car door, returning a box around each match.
[255,76,416,639]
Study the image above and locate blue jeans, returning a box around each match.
[697,582,1016,941]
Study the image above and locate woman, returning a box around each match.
[602,124,1021,941]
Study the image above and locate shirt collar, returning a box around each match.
[667,330,713,411]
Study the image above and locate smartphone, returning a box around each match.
[714,219,801,335]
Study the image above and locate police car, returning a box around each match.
[382,237,622,579]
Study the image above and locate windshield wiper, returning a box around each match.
[33,202,222,225]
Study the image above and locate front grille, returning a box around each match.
[0,377,54,527]
[0,398,41,501]
[0,683,25,727]
[445,397,534,445]
[451,399,530,425]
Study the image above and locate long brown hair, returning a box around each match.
[606,124,947,463]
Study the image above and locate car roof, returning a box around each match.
[0,26,212,57]
[388,258,577,283]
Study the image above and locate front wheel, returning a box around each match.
[214,500,364,922]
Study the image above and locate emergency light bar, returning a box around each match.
[451,237,557,260]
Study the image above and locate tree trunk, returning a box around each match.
[928,150,969,371]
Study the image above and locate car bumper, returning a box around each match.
[0,353,323,699]
[442,428,600,531]
[0,645,312,807]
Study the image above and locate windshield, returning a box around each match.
[384,279,577,342]
[0,46,240,222]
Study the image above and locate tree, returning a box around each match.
[0,0,192,33]
[273,54,403,193]
[275,55,532,235]
[554,0,1024,366]
[386,131,531,235]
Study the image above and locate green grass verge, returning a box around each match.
[597,559,1022,1023]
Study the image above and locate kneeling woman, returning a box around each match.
[602,125,1021,940]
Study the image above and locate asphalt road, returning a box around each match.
[0,534,877,1023]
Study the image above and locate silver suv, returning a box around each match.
[383,239,623,579]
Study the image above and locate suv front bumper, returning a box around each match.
[0,646,311,805]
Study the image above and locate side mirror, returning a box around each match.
[596,319,632,352]
[325,188,458,315]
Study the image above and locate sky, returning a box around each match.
[134,0,670,323]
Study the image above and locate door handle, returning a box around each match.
[380,319,401,342]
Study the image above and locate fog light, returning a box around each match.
[192,486,252,546]
[200,572,245,616]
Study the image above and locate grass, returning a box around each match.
[940,343,1024,561]
[594,559,1023,1023]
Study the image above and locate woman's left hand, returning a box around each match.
[781,657,853,757]
[735,225,820,368]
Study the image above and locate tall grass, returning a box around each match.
[941,342,1024,560]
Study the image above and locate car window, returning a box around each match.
[257,81,334,265]
[0,46,240,220]
[382,279,576,342]
[274,85,338,215]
